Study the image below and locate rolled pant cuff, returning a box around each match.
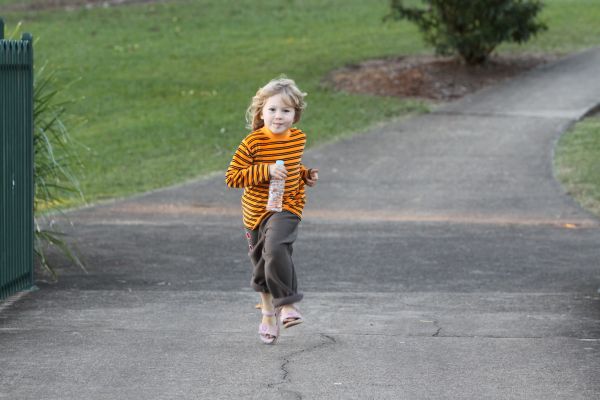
[251,282,267,293]
[273,293,303,308]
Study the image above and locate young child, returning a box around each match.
[225,77,319,345]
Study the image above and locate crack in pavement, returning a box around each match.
[267,334,337,398]
[432,319,442,337]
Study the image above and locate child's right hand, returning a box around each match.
[269,163,287,180]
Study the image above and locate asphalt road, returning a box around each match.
[2,48,600,399]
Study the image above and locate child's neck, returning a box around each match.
[263,126,291,139]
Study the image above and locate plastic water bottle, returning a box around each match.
[267,160,285,212]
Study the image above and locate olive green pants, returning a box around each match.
[245,211,303,308]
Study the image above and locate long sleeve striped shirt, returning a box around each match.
[225,126,310,230]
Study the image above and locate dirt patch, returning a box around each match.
[327,53,563,102]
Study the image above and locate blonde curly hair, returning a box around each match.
[246,77,307,131]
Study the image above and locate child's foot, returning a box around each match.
[258,309,279,344]
[261,312,276,326]
[280,304,303,329]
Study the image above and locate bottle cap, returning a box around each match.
[276,160,284,166]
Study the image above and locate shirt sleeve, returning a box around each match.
[225,140,270,188]
[299,163,310,183]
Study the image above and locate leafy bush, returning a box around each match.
[386,0,548,65]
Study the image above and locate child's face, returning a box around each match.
[261,93,296,134]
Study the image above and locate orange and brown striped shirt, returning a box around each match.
[225,126,310,230]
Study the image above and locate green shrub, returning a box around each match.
[386,0,547,65]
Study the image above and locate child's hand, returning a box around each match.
[269,163,287,180]
[306,168,319,187]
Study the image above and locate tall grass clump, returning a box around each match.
[33,64,87,278]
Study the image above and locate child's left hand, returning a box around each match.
[306,168,319,187]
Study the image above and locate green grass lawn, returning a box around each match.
[554,115,600,217]
[2,0,600,207]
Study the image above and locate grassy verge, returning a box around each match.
[3,0,428,207]
[2,0,600,207]
[554,115,600,217]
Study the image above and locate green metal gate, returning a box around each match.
[0,19,34,300]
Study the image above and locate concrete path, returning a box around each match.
[2,48,600,399]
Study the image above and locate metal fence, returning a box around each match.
[0,18,35,300]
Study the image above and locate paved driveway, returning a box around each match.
[2,48,600,399]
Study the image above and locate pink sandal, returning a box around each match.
[280,305,303,329]
[258,309,279,345]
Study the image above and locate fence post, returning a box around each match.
[0,18,35,300]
